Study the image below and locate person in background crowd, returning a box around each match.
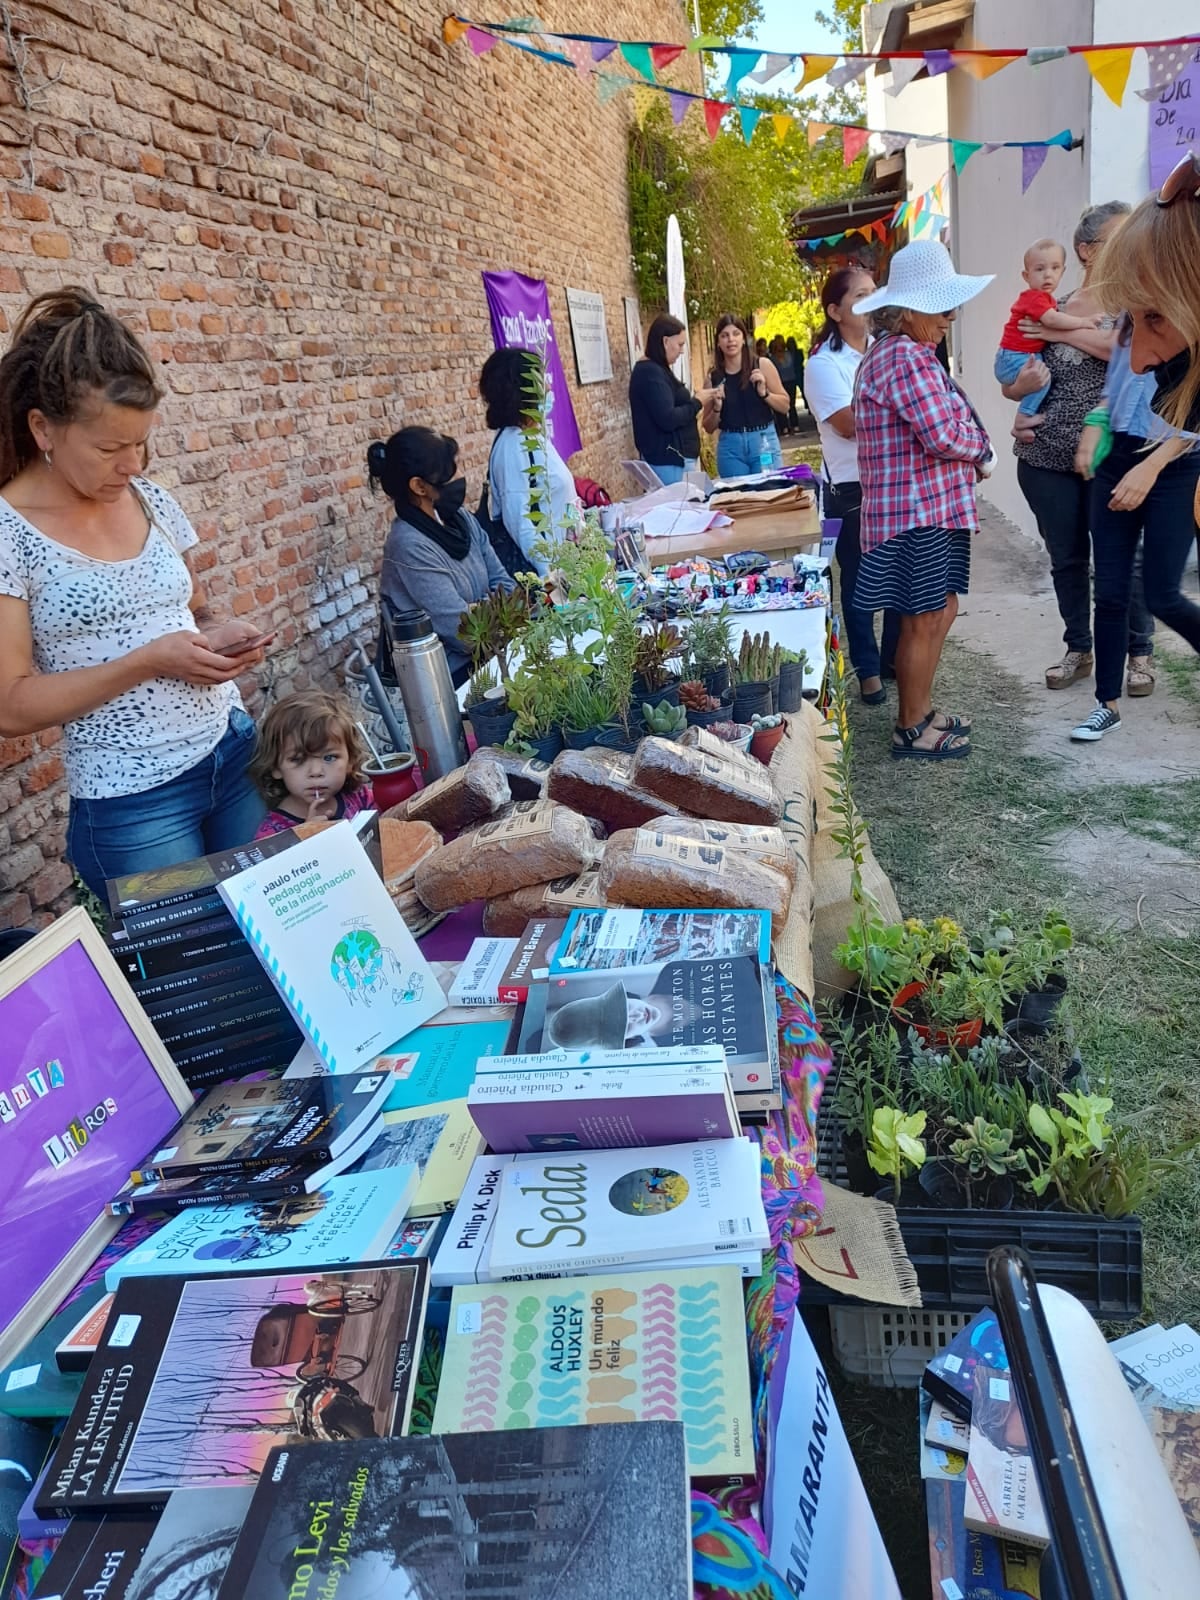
[852,241,995,761]
[628,313,712,485]
[0,288,267,899]
[1072,153,1200,738]
[769,335,798,437]
[371,426,514,685]
[1010,201,1156,699]
[701,315,789,478]
[805,267,899,706]
[478,347,576,577]
[755,336,767,359]
[252,690,374,836]
[789,336,806,417]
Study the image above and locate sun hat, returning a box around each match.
[545,981,628,1051]
[855,240,994,315]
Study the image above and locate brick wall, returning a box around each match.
[0,0,698,926]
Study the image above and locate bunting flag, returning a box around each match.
[561,37,593,76]
[842,126,869,166]
[885,57,925,96]
[951,52,1015,81]
[826,58,871,90]
[807,120,834,148]
[771,112,793,144]
[951,139,981,173]
[880,131,912,155]
[619,41,655,82]
[590,40,617,63]
[442,16,468,44]
[923,49,953,77]
[1028,45,1069,67]
[688,33,722,51]
[739,105,764,143]
[1137,42,1196,99]
[467,26,497,54]
[631,84,658,125]
[725,48,761,97]
[596,70,628,103]
[799,53,837,88]
[751,52,793,85]
[650,42,685,74]
[703,98,726,140]
[1082,46,1135,106]
[1022,143,1050,193]
[667,89,691,125]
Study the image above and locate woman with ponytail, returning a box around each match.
[0,288,268,897]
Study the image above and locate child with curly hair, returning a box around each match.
[250,690,374,838]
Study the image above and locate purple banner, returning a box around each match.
[1149,44,1200,190]
[482,269,582,461]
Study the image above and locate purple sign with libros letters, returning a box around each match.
[0,920,189,1364]
[482,268,583,461]
[1149,45,1200,190]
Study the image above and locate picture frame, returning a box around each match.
[0,907,193,1369]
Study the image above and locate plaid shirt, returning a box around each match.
[853,335,991,550]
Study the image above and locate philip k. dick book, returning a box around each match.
[37,1261,429,1513]
[431,1266,752,1477]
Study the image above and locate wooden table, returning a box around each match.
[644,499,821,566]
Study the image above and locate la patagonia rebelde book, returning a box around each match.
[218,821,446,1073]
[37,1261,429,1513]
[215,1424,693,1600]
[431,1266,752,1477]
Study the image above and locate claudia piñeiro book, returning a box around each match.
[215,1424,693,1600]
[124,1486,254,1600]
[131,1075,394,1184]
[218,822,446,1073]
[432,1267,751,1478]
[37,1261,429,1512]
[103,1169,419,1289]
[486,1137,768,1278]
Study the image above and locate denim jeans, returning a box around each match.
[650,460,698,486]
[716,426,783,478]
[67,707,265,901]
[994,348,1050,415]
[1016,458,1153,656]
[825,480,900,681]
[1090,435,1200,704]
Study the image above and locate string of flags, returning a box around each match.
[443,18,1082,188]
[796,179,950,253]
[445,19,1199,109]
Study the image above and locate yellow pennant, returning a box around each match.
[631,84,658,126]
[1082,46,1134,106]
[799,54,837,89]
[951,52,1013,81]
[772,113,794,145]
[807,121,834,148]
[442,15,469,45]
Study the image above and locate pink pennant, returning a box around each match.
[467,27,497,56]
[843,126,869,167]
[667,91,691,125]
[1021,144,1049,194]
[560,38,593,76]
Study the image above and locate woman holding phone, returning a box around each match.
[701,314,789,478]
[0,288,269,897]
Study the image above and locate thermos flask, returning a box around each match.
[382,606,468,781]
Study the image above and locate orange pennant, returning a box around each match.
[799,54,837,89]
[442,15,469,45]
[807,121,834,148]
[771,113,794,145]
[950,52,1013,81]
[1082,46,1134,106]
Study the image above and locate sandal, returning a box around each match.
[1045,650,1093,690]
[1126,655,1155,698]
[891,713,971,762]
[928,708,972,733]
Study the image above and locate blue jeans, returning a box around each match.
[716,427,782,478]
[1090,435,1200,703]
[994,348,1050,415]
[67,707,265,901]
[826,480,900,681]
[650,460,699,486]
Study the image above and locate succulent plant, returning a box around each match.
[750,712,784,730]
[641,700,688,736]
[736,630,784,685]
[679,679,720,712]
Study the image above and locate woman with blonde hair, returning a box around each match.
[1073,153,1200,743]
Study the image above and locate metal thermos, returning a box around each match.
[383,607,468,781]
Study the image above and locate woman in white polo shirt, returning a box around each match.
[805,267,899,705]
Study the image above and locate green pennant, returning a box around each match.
[619,41,656,82]
[951,139,981,174]
[596,71,630,104]
[688,34,723,51]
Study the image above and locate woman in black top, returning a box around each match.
[628,314,713,485]
[700,313,789,478]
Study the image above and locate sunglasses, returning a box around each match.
[1157,152,1200,207]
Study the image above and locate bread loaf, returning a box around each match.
[414,801,600,912]
[470,746,549,801]
[461,801,607,842]
[644,817,798,887]
[599,823,792,929]
[631,732,783,825]
[394,757,509,833]
[482,867,608,936]
[378,819,442,887]
[547,747,686,832]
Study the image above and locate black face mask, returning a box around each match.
[435,476,467,516]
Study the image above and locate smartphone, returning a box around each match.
[213,631,275,657]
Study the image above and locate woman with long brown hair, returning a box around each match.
[700,313,790,477]
[0,289,268,896]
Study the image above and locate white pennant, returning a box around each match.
[826,58,870,90]
[1137,43,1196,101]
[880,131,912,155]
[749,52,792,85]
[885,56,925,96]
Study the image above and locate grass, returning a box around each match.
[827,638,1200,1596]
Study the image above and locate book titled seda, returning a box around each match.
[215,1423,693,1600]
[487,1136,768,1278]
[131,1074,394,1184]
[37,1259,430,1513]
[922,1308,1008,1422]
[27,1507,158,1600]
[218,821,446,1074]
[497,917,566,1003]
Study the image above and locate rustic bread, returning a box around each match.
[631,731,783,825]
[644,817,799,887]
[471,746,550,801]
[378,818,441,887]
[414,800,600,912]
[599,822,792,930]
[481,867,608,935]
[546,746,686,832]
[393,756,509,833]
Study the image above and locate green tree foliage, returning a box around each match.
[696,0,764,40]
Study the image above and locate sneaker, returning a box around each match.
[1070,706,1121,742]
[1045,650,1093,689]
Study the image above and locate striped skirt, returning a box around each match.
[854,526,971,616]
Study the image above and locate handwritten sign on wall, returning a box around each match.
[1149,46,1200,190]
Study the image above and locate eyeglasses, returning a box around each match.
[1156,152,1200,207]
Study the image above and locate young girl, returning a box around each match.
[251,690,374,838]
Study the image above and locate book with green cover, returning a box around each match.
[432,1265,753,1477]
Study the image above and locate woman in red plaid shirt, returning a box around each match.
[852,242,996,760]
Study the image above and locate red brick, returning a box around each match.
[31,231,71,258]
[8,191,50,221]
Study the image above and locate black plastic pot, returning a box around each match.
[563,724,606,750]
[633,678,681,711]
[919,1162,1014,1212]
[702,662,730,700]
[874,1178,924,1209]
[1014,973,1068,1032]
[466,701,517,749]
[731,680,773,722]
[841,1130,874,1195]
[525,729,564,763]
[777,660,805,713]
[595,723,641,754]
[685,703,728,729]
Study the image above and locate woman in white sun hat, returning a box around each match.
[852,240,996,761]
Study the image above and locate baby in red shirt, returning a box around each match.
[994,238,1100,414]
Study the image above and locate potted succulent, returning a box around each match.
[749,711,786,765]
[457,588,532,746]
[731,631,782,722]
[562,673,621,750]
[920,1116,1026,1210]
[703,720,753,753]
[986,909,1073,1031]
[632,621,683,707]
[504,664,567,763]
[683,606,734,699]
[678,679,729,728]
[867,1106,927,1206]
[776,649,807,713]
[641,700,687,740]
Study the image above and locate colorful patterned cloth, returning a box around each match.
[691,1491,792,1599]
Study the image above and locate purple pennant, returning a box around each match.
[923,49,952,76]
[590,40,617,63]
[467,27,497,56]
[1021,144,1050,194]
[667,90,691,125]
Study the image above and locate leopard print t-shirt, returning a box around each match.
[0,478,239,799]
